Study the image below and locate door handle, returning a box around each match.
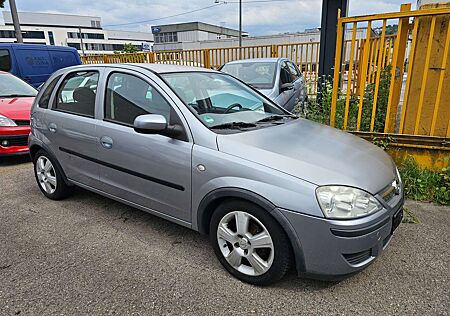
[100,136,113,149]
[48,123,57,133]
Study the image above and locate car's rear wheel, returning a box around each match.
[33,150,72,200]
[210,200,291,285]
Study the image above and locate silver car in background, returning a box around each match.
[29,64,403,285]
[220,58,308,112]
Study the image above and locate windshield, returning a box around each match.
[162,72,295,132]
[220,62,277,89]
[0,73,37,98]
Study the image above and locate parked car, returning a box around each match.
[220,58,308,112]
[29,64,404,285]
[0,44,81,88]
[0,72,37,155]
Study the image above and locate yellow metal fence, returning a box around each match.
[82,43,322,95]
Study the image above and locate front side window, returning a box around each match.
[54,71,98,117]
[0,49,11,72]
[0,73,37,98]
[220,62,276,89]
[162,72,293,132]
[105,72,171,126]
[286,62,300,81]
[280,62,292,84]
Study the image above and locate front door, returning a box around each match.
[95,70,192,222]
[276,61,296,111]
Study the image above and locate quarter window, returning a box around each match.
[0,49,11,72]
[105,72,171,126]
[39,75,62,108]
[54,71,99,117]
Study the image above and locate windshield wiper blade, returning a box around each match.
[256,115,296,123]
[210,121,257,130]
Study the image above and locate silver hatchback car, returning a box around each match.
[220,58,308,112]
[29,64,404,285]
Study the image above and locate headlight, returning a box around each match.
[316,186,383,219]
[0,114,17,127]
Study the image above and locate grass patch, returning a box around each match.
[402,207,420,224]
[399,158,450,205]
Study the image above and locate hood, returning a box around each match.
[216,119,395,194]
[0,97,34,121]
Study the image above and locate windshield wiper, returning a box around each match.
[210,121,257,130]
[256,115,297,123]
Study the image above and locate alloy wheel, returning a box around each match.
[217,211,274,276]
[35,156,57,194]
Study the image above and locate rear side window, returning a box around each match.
[105,72,171,126]
[39,75,62,108]
[0,49,11,72]
[54,71,99,117]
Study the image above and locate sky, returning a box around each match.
[3,0,415,35]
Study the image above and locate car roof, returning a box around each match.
[61,63,220,74]
[224,58,286,65]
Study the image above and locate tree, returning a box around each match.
[121,43,138,54]
[0,0,5,8]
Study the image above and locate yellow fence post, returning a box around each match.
[203,49,211,69]
[330,9,343,128]
[356,21,372,131]
[271,45,278,58]
[384,3,412,133]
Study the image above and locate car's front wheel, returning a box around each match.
[33,150,72,200]
[210,200,292,285]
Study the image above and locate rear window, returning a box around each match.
[221,62,277,89]
[0,49,11,72]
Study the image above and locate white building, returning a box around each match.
[152,22,246,51]
[0,11,154,55]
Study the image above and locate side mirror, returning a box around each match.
[280,82,294,92]
[134,114,167,134]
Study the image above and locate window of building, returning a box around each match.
[23,31,45,39]
[154,32,177,44]
[67,32,104,40]
[67,43,81,50]
[39,75,62,108]
[54,71,99,117]
[105,72,171,125]
[91,20,96,28]
[48,31,55,45]
[0,49,11,72]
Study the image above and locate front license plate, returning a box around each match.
[391,208,403,233]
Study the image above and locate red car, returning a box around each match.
[0,71,37,156]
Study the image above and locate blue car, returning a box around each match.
[220,58,308,112]
[0,44,81,88]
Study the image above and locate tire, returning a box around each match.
[210,199,292,285]
[33,149,72,200]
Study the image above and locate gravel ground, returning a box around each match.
[1,157,449,315]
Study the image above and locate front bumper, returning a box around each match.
[0,127,31,155]
[280,192,404,278]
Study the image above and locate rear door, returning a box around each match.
[95,69,193,222]
[44,69,102,187]
[13,46,52,87]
